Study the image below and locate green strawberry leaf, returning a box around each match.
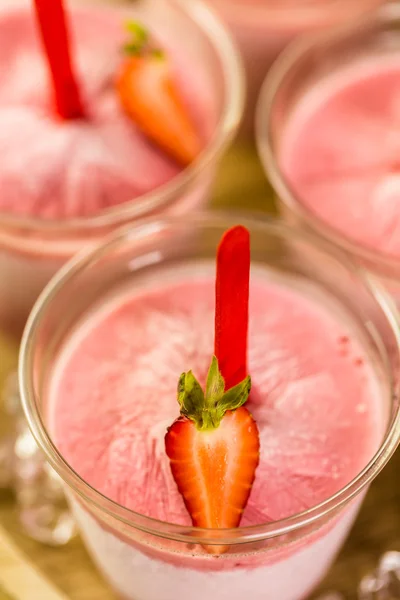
[176,356,251,431]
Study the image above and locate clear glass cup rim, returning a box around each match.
[256,2,400,274]
[0,0,244,235]
[19,211,400,545]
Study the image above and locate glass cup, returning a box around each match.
[210,0,384,135]
[0,0,244,340]
[256,3,400,300]
[20,212,400,600]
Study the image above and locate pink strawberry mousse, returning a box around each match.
[279,57,400,259]
[0,5,213,219]
[47,267,386,600]
[0,2,219,336]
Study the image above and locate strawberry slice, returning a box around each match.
[116,21,202,166]
[165,356,260,554]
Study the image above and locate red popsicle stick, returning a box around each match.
[214,225,250,390]
[33,0,86,119]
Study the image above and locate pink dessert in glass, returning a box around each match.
[257,4,400,297]
[209,0,384,134]
[280,58,400,259]
[20,214,400,600]
[0,0,243,337]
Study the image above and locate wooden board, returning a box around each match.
[0,143,399,600]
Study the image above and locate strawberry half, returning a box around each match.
[165,356,260,554]
[116,21,202,166]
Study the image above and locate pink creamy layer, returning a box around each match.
[0,5,212,219]
[49,274,384,530]
[280,58,400,258]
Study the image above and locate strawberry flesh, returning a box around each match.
[166,407,259,530]
[165,356,260,554]
[116,23,202,166]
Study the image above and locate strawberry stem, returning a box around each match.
[214,226,250,391]
[123,20,164,59]
[177,356,251,431]
[33,0,86,120]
